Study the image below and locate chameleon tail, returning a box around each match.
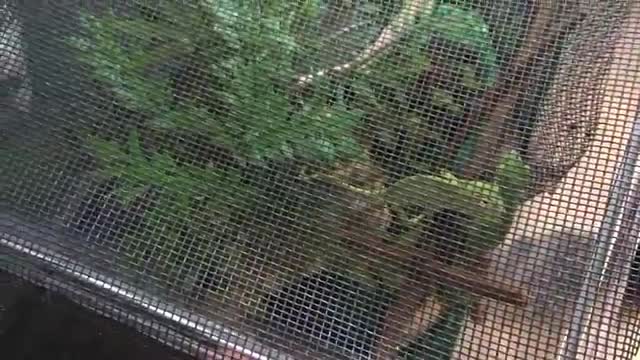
[396,297,470,360]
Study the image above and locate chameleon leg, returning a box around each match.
[375,286,429,359]
[374,264,436,360]
[468,252,492,324]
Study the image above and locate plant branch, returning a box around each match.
[370,244,528,306]
[451,1,582,180]
[431,261,527,306]
[371,244,527,360]
[294,0,434,87]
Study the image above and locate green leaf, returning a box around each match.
[88,137,128,179]
[430,4,498,85]
[112,183,149,207]
[71,0,374,281]
[126,130,145,164]
[496,150,531,213]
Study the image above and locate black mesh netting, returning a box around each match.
[2,0,640,359]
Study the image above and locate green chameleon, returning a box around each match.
[385,150,530,360]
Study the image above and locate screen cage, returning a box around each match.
[2,1,640,359]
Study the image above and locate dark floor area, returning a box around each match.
[0,270,194,360]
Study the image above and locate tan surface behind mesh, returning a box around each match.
[437,3,640,359]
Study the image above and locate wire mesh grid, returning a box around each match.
[2,0,640,359]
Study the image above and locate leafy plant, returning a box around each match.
[67,1,385,277]
[348,3,499,179]
[67,1,529,359]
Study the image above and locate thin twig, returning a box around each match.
[370,244,528,306]
[431,263,528,305]
[295,0,433,87]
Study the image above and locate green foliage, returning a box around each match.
[352,4,499,176]
[67,1,528,357]
[67,0,405,286]
[430,4,498,84]
[70,2,367,165]
[361,3,497,94]
[496,150,531,215]
[89,130,251,210]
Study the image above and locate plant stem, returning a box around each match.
[294,0,434,87]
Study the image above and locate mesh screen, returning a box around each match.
[2,0,640,359]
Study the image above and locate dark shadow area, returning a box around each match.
[0,270,193,360]
[625,245,640,308]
